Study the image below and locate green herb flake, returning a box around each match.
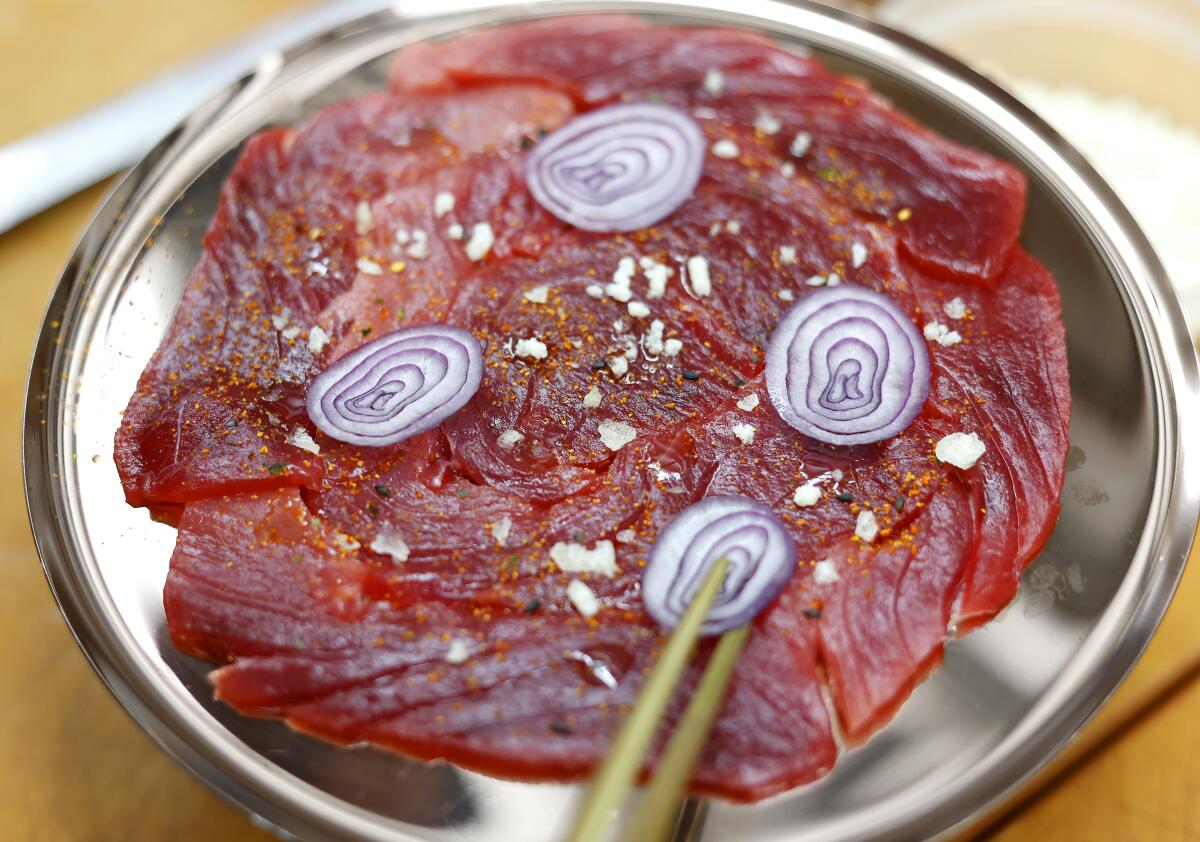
[360,326,373,337]
[732,378,747,388]
[894,495,905,512]
[374,485,392,497]
[456,487,471,499]
[817,168,839,182]
[682,370,701,381]
[803,608,822,619]
[550,721,571,735]
[267,463,287,476]
[367,505,380,517]
[524,598,541,614]
[836,491,853,503]
[591,359,609,371]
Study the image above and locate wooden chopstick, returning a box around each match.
[627,623,750,842]
[565,556,749,842]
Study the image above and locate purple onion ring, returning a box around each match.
[525,102,705,232]
[643,496,797,636]
[765,286,930,446]
[305,325,482,447]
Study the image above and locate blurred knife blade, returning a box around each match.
[0,0,391,235]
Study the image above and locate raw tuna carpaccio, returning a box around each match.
[115,16,1069,801]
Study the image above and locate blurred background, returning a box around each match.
[2,1,1199,839]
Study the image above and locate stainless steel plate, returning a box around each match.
[23,1,1200,840]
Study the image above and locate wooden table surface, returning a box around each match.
[2,2,1198,840]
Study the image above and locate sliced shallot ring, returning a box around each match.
[305,324,482,447]
[765,286,930,446]
[525,102,706,232]
[643,495,797,636]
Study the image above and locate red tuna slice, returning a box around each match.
[114,131,329,510]
[815,477,976,741]
[116,85,571,509]
[902,249,1070,629]
[388,15,829,105]
[764,98,1026,285]
[171,488,835,800]
[390,18,1024,284]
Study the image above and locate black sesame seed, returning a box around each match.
[803,608,822,619]
[591,359,609,370]
[524,598,541,614]
[367,505,380,517]
[374,485,392,497]
[836,491,853,503]
[360,326,372,336]
[732,378,747,387]
[550,721,571,735]
[520,136,535,150]
[682,370,700,381]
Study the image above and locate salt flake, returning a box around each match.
[851,241,868,268]
[514,337,548,359]
[923,321,963,347]
[370,531,410,563]
[465,222,494,261]
[287,427,320,455]
[813,559,840,585]
[433,191,455,218]
[567,579,601,618]
[523,285,550,304]
[935,431,986,469]
[793,484,820,507]
[943,297,968,320]
[491,516,512,547]
[549,540,618,578]
[445,639,470,664]
[703,68,725,97]
[789,131,812,157]
[687,255,713,296]
[307,325,330,355]
[711,139,740,159]
[497,429,525,449]
[855,510,879,543]
[598,420,637,451]
[755,111,782,135]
